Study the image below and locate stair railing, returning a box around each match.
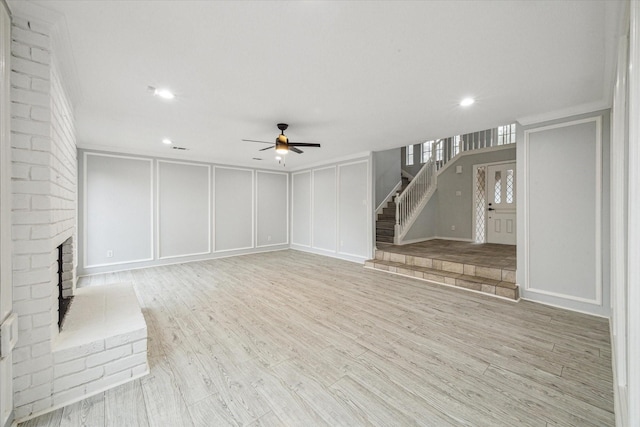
[395,157,436,241]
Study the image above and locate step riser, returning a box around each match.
[374,250,516,284]
[364,261,518,300]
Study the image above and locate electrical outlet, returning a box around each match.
[456,191,462,196]
[267,235,271,241]
[106,250,113,258]
[451,225,456,231]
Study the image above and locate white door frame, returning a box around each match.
[472,160,516,244]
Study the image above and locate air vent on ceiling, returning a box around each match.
[171,146,188,151]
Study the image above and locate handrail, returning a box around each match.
[395,158,435,234]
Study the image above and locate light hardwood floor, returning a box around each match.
[20,250,613,426]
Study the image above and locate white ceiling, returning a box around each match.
[15,0,624,170]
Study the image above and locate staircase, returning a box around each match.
[365,248,518,300]
[376,177,409,243]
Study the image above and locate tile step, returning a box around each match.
[364,259,519,300]
[374,249,515,283]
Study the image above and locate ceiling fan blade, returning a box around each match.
[290,147,303,154]
[242,139,273,144]
[288,142,321,147]
[259,146,274,151]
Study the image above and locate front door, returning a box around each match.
[486,163,516,245]
[0,5,14,427]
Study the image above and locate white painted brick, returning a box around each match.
[13,268,50,286]
[53,340,105,364]
[30,47,50,65]
[11,40,30,59]
[31,282,53,299]
[31,106,50,122]
[13,346,31,364]
[52,384,86,407]
[11,70,31,89]
[11,87,49,107]
[31,253,53,269]
[132,338,147,354]
[13,18,49,36]
[13,354,53,377]
[13,298,50,316]
[54,357,86,378]
[12,148,50,165]
[31,195,50,210]
[104,352,147,376]
[31,339,52,357]
[32,367,53,386]
[16,327,52,349]
[53,366,103,393]
[18,315,32,331]
[105,328,147,349]
[12,194,31,210]
[85,369,131,394]
[12,210,51,225]
[30,225,52,240]
[86,343,132,368]
[12,163,30,179]
[12,102,31,119]
[13,240,51,255]
[132,363,148,377]
[12,26,50,49]
[14,382,51,406]
[31,397,53,414]
[14,375,31,393]
[31,77,50,93]
[13,285,30,301]
[31,137,50,151]
[14,404,33,420]
[30,166,50,181]
[12,117,50,137]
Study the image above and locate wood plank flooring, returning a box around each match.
[20,250,613,426]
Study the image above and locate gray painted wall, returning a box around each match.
[373,147,401,208]
[291,171,311,246]
[84,153,153,267]
[158,161,210,258]
[215,167,254,251]
[79,150,289,275]
[517,110,610,317]
[338,161,369,257]
[256,171,288,247]
[402,194,438,242]
[312,167,337,252]
[291,157,372,262]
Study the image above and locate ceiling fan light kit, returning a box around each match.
[242,123,321,159]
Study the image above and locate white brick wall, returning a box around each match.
[10,15,149,423]
[10,14,77,420]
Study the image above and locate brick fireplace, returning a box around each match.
[10,9,147,422]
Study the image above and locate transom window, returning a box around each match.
[497,123,516,145]
[422,140,434,163]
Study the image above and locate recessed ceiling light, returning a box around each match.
[153,88,175,100]
[162,138,172,145]
[460,97,475,107]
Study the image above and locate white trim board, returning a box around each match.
[82,152,155,269]
[156,159,212,260]
[522,116,603,307]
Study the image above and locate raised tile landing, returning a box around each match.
[366,239,518,300]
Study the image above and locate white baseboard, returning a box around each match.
[290,245,368,264]
[395,236,474,245]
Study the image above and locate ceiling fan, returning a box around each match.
[242,123,321,154]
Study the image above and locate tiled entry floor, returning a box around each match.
[370,239,518,299]
[377,239,516,270]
